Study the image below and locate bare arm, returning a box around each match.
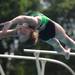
[2,15,39,33]
[0,29,17,39]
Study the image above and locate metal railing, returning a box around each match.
[0,49,75,75]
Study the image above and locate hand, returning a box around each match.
[2,21,12,33]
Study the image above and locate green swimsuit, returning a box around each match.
[28,11,49,26]
[27,11,55,41]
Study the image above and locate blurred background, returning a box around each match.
[0,0,75,75]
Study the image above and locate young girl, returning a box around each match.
[0,11,75,59]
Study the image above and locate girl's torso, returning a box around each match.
[27,11,56,41]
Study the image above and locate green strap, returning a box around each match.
[29,12,49,26]
[39,15,49,26]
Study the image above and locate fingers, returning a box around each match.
[2,21,12,33]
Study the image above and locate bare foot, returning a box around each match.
[64,48,71,60]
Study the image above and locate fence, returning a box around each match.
[0,49,75,75]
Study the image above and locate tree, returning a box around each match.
[0,0,20,22]
[42,0,75,20]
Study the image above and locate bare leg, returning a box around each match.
[54,22,75,50]
[57,34,75,50]
[46,38,70,60]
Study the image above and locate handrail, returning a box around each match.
[0,54,74,75]
[24,49,75,56]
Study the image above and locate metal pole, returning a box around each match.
[34,52,41,75]
[40,60,46,75]
[0,64,5,75]
[24,49,75,56]
[0,54,74,75]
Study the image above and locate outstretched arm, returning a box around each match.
[0,25,39,45]
[1,15,39,33]
[0,29,17,39]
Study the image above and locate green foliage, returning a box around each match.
[25,0,40,11]
[43,0,75,20]
[56,0,75,13]
[0,0,19,21]
[19,0,27,13]
[0,0,40,21]
[16,62,25,75]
